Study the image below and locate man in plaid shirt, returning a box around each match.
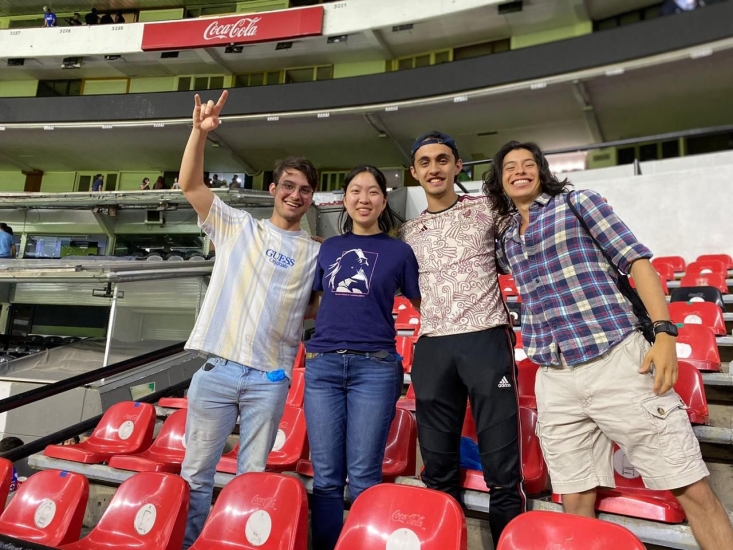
[486,140,733,549]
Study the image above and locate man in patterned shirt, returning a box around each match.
[486,140,733,549]
[399,131,525,545]
[177,90,320,548]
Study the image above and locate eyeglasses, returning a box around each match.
[279,181,314,197]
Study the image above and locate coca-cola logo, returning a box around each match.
[391,510,425,528]
[204,17,261,41]
[251,495,276,510]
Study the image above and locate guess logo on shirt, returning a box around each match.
[266,249,295,269]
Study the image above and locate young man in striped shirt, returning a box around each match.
[486,140,733,549]
[177,91,320,548]
[399,132,525,546]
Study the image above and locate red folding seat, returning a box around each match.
[630,272,669,294]
[296,407,417,480]
[552,445,686,523]
[680,272,728,294]
[514,331,523,348]
[497,510,645,550]
[460,405,549,496]
[671,286,725,311]
[334,484,467,550]
[685,259,727,277]
[61,472,189,550]
[697,254,733,269]
[0,458,13,512]
[498,274,521,301]
[218,405,308,474]
[395,336,414,373]
[157,397,188,409]
[189,472,308,550]
[675,323,721,372]
[669,302,727,335]
[654,262,676,282]
[651,256,685,273]
[287,368,305,408]
[108,409,188,473]
[0,470,89,546]
[516,358,539,409]
[44,401,155,464]
[396,383,416,412]
[393,296,413,315]
[294,342,306,370]
[675,360,709,425]
[395,308,421,332]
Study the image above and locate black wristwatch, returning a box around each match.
[653,320,678,337]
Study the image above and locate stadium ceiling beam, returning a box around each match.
[363,113,411,166]
[193,47,228,72]
[572,80,604,143]
[206,128,258,175]
[362,29,394,58]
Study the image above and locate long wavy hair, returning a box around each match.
[482,141,572,223]
[338,165,399,234]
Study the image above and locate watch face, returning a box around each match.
[656,322,678,336]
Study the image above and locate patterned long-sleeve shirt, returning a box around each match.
[496,190,652,366]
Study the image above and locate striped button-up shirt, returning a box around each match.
[496,190,652,366]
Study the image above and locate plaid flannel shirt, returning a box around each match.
[496,190,652,366]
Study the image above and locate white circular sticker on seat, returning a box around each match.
[409,318,419,325]
[273,429,286,451]
[700,268,712,274]
[34,499,56,528]
[514,349,527,362]
[386,528,421,550]
[689,296,704,303]
[134,504,157,535]
[118,420,135,440]
[398,304,407,310]
[613,449,640,479]
[676,343,692,358]
[245,510,272,546]
[684,314,703,325]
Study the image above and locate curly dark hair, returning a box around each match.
[482,141,571,221]
[338,165,399,234]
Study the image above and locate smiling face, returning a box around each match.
[269,168,314,227]
[343,171,387,234]
[501,148,542,205]
[410,143,462,200]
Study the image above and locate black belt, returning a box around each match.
[336,349,390,359]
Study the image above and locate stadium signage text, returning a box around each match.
[141,6,324,51]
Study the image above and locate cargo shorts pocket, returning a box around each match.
[640,393,699,465]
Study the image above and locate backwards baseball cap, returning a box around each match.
[410,131,459,161]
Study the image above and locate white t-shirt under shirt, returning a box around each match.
[399,195,510,337]
[185,196,320,375]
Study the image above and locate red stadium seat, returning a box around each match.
[0,458,13,511]
[395,336,414,373]
[218,406,308,474]
[334,484,467,550]
[675,323,721,372]
[396,383,416,412]
[696,254,733,269]
[675,360,709,425]
[189,472,308,550]
[395,308,421,332]
[670,285,725,311]
[652,256,686,273]
[0,470,88,546]
[44,402,155,464]
[497,510,645,550]
[498,274,521,301]
[461,405,549,496]
[108,409,188,473]
[685,259,727,277]
[680,273,728,294]
[393,296,414,315]
[287,368,305,408]
[294,342,306,370]
[552,445,686,523]
[654,262,676,282]
[157,397,188,409]
[630,272,669,294]
[514,331,523,348]
[61,472,189,550]
[517,358,539,409]
[296,407,417,480]
[669,302,727,335]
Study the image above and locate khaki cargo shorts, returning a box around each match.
[536,331,709,494]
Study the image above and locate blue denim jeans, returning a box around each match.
[180,357,289,548]
[304,351,403,550]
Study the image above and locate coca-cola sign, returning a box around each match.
[391,510,426,529]
[142,6,324,52]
